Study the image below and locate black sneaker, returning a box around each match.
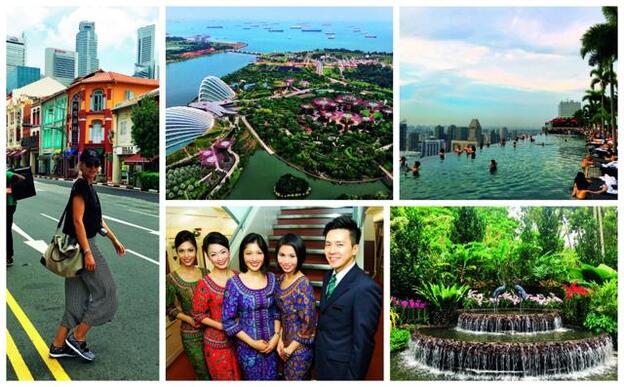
[49,344,76,358]
[65,332,96,361]
[7,256,13,267]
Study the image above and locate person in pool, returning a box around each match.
[411,161,421,176]
[571,172,604,199]
[489,160,497,173]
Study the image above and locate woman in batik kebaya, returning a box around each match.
[165,230,210,380]
[192,232,241,380]
[222,233,280,380]
[275,233,317,380]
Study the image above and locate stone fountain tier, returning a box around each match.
[457,309,562,333]
[411,329,613,377]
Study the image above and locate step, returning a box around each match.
[276,213,352,225]
[268,235,325,249]
[273,225,325,236]
[269,248,327,264]
[280,207,353,216]
[269,261,330,272]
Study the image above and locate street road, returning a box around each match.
[6,178,159,380]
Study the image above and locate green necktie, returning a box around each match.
[326,273,337,299]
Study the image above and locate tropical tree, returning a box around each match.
[581,6,618,141]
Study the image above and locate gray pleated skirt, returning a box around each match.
[60,237,118,328]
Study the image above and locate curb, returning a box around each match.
[35,175,159,194]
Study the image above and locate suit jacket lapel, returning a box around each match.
[319,270,332,311]
[321,265,361,312]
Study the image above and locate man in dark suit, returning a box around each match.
[315,215,382,380]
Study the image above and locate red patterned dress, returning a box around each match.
[192,273,242,380]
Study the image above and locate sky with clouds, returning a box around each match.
[7,7,159,76]
[400,7,605,129]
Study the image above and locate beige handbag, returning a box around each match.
[40,200,84,278]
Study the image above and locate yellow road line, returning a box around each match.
[6,329,34,381]
[6,290,71,381]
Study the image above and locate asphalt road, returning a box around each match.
[6,179,160,380]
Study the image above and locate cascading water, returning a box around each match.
[457,310,562,334]
[407,309,615,379]
[411,330,613,377]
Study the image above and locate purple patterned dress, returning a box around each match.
[222,272,279,380]
[276,274,317,380]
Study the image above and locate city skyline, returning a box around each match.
[400,7,605,128]
[6,7,158,77]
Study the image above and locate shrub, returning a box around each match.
[138,172,159,190]
[390,328,411,353]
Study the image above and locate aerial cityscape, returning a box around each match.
[165,7,393,200]
[400,7,617,200]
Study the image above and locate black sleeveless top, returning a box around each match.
[63,178,102,239]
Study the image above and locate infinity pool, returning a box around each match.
[400,134,586,200]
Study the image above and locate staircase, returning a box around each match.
[268,206,353,303]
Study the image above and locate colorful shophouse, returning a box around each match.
[63,70,158,180]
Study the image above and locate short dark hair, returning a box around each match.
[202,232,230,255]
[239,233,270,273]
[275,233,306,272]
[323,215,361,245]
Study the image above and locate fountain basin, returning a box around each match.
[411,329,613,377]
[457,309,562,334]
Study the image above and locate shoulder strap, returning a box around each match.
[57,183,78,231]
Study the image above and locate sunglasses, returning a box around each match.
[85,161,100,168]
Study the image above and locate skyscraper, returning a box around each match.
[76,21,99,76]
[400,120,408,152]
[558,100,581,118]
[134,24,157,79]
[468,119,482,143]
[7,65,40,93]
[45,48,77,86]
[6,34,26,74]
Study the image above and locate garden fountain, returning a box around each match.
[406,288,615,379]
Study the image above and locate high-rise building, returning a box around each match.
[408,132,419,151]
[6,34,26,74]
[7,65,40,93]
[420,139,445,158]
[400,120,408,151]
[434,125,445,140]
[558,99,581,118]
[489,129,500,145]
[45,48,77,86]
[134,24,157,79]
[499,127,509,141]
[468,119,482,143]
[76,21,99,76]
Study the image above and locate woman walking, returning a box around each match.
[49,149,125,361]
[275,233,317,380]
[192,232,241,380]
[222,233,280,380]
[166,230,211,380]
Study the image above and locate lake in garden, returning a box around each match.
[226,150,390,200]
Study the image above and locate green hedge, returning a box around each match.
[138,172,159,190]
[390,328,411,353]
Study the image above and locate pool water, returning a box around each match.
[400,134,586,200]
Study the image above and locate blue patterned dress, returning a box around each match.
[276,274,317,380]
[222,272,279,380]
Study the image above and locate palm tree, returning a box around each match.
[583,88,602,130]
[581,6,618,141]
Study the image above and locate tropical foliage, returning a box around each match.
[391,207,618,341]
[580,7,618,139]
